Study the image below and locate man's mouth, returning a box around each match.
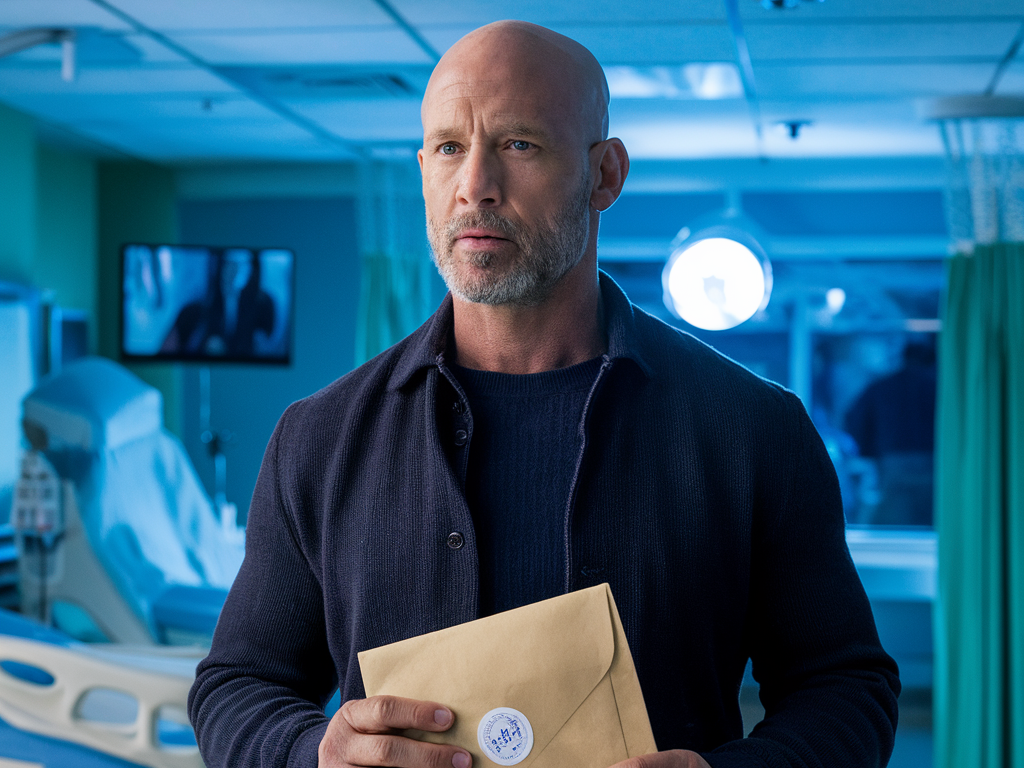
[456,228,510,243]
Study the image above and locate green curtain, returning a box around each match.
[935,243,1024,768]
[353,160,445,367]
[354,252,440,366]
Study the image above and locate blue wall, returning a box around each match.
[177,197,360,520]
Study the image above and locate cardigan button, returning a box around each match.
[453,429,468,446]
[446,532,465,550]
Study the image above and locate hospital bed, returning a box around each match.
[0,606,203,768]
[14,357,244,646]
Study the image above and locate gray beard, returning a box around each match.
[427,171,592,307]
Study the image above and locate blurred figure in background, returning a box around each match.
[160,250,275,358]
[844,337,937,526]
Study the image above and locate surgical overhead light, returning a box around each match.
[662,211,772,331]
[0,28,76,82]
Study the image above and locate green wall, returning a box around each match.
[35,145,99,351]
[97,160,183,436]
[0,103,37,286]
[0,103,183,437]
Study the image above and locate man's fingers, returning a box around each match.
[341,696,456,734]
[343,732,471,768]
[321,699,471,768]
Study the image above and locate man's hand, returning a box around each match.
[319,695,472,768]
[610,750,712,768]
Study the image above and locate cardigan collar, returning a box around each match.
[390,270,654,391]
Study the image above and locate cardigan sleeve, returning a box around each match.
[188,410,335,768]
[708,392,901,768]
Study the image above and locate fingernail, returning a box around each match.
[452,752,471,768]
[434,708,452,726]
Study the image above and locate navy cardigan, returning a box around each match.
[189,274,899,768]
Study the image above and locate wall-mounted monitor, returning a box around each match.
[121,244,294,365]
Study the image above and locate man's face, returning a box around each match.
[418,52,595,307]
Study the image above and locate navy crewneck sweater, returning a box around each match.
[452,358,603,616]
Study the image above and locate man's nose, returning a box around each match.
[455,147,502,208]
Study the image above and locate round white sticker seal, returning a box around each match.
[477,707,534,765]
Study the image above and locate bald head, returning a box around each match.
[417,20,629,313]
[423,20,610,147]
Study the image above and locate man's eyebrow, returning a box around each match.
[501,122,549,141]
[424,123,552,144]
[424,128,462,144]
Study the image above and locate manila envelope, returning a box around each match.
[358,583,657,768]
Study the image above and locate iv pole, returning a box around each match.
[198,366,233,525]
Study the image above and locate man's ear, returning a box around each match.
[589,138,630,212]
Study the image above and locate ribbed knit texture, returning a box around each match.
[452,358,601,616]
[188,274,900,768]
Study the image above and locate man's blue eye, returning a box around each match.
[440,144,457,155]
[511,140,531,151]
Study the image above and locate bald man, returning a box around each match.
[189,21,899,768]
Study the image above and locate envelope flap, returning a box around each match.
[359,585,617,762]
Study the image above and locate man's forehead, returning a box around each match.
[421,21,608,144]
[423,73,580,134]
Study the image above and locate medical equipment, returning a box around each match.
[17,357,244,645]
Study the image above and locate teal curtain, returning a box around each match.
[935,243,1024,768]
[353,161,444,366]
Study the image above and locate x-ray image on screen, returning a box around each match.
[122,244,294,364]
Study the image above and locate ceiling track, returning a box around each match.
[723,0,765,158]
[85,0,365,157]
[372,0,441,63]
[983,20,1024,96]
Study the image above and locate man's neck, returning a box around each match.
[450,266,605,374]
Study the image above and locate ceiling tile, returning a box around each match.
[609,100,759,159]
[419,23,735,64]
[756,62,996,97]
[0,0,132,30]
[612,117,761,159]
[0,63,238,95]
[167,28,434,65]
[759,121,943,157]
[611,97,754,124]
[554,24,735,65]
[284,98,423,142]
[218,65,433,102]
[745,21,1020,61]
[72,116,355,161]
[391,0,725,26]
[122,33,191,64]
[106,0,393,31]
[739,0,1024,20]
[759,97,922,124]
[4,92,279,123]
[992,60,1024,95]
